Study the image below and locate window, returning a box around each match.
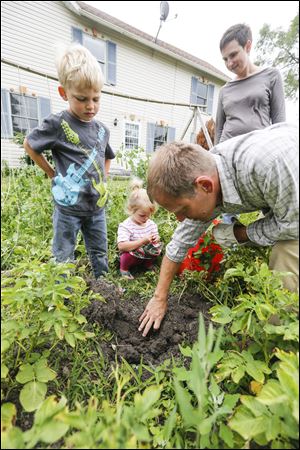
[190,77,215,115]
[72,27,117,85]
[154,125,168,150]
[1,89,51,139]
[84,34,106,76]
[146,123,176,153]
[124,122,140,150]
[10,93,39,135]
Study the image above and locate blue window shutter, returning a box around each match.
[146,123,155,153]
[72,27,83,44]
[37,97,51,124]
[107,41,117,85]
[190,76,198,104]
[207,84,215,115]
[1,89,13,138]
[167,126,176,142]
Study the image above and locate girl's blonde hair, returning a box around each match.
[55,43,104,91]
[126,177,156,215]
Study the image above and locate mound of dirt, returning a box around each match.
[82,278,211,366]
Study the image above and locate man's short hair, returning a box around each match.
[219,24,252,51]
[147,142,216,200]
[55,43,104,91]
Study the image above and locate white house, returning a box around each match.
[1,0,229,170]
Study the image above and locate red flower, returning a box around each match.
[178,230,224,279]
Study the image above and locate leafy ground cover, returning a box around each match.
[1,162,299,449]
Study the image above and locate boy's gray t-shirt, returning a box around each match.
[26,110,115,216]
[215,67,286,144]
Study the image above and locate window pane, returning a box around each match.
[197,82,207,98]
[124,123,139,149]
[10,93,38,119]
[25,97,38,118]
[195,81,208,106]
[154,125,168,150]
[84,35,105,63]
[12,117,38,134]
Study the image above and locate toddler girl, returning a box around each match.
[117,178,162,279]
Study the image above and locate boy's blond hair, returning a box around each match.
[126,177,156,215]
[55,43,104,91]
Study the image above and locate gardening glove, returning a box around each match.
[212,222,240,248]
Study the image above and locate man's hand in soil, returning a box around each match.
[138,256,180,337]
[138,296,167,337]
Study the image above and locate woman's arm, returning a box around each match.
[214,91,226,145]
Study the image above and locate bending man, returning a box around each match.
[138,122,299,336]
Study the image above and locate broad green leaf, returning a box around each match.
[34,396,67,424]
[134,385,161,417]
[209,305,232,324]
[241,395,269,417]
[178,344,193,357]
[199,416,213,434]
[65,332,76,347]
[74,314,87,324]
[34,360,56,383]
[172,366,190,381]
[39,421,69,444]
[222,393,240,411]
[219,422,234,447]
[132,423,151,441]
[1,363,9,379]
[245,362,265,383]
[229,406,267,439]
[283,322,299,341]
[74,332,87,341]
[257,380,287,405]
[1,403,17,428]
[19,381,47,412]
[277,366,298,399]
[54,322,64,340]
[232,366,245,383]
[1,339,11,354]
[1,427,24,449]
[16,364,35,384]
[59,412,86,430]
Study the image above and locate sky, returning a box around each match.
[83,1,299,121]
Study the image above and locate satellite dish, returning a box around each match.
[160,1,169,22]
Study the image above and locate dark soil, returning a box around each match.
[82,277,212,366]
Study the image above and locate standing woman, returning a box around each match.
[215,23,286,145]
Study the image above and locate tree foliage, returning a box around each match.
[255,12,299,100]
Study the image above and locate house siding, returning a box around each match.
[1,0,224,169]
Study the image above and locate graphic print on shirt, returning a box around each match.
[52,120,108,207]
[91,127,108,207]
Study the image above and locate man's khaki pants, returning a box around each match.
[269,240,299,292]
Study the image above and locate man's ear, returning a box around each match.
[194,176,213,193]
[245,39,252,54]
[58,86,67,101]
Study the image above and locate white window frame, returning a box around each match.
[10,92,39,135]
[123,121,141,150]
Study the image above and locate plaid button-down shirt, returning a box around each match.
[166,122,299,263]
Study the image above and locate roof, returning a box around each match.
[64,1,230,83]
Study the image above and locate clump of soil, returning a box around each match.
[82,278,212,366]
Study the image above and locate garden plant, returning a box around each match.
[1,149,298,449]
